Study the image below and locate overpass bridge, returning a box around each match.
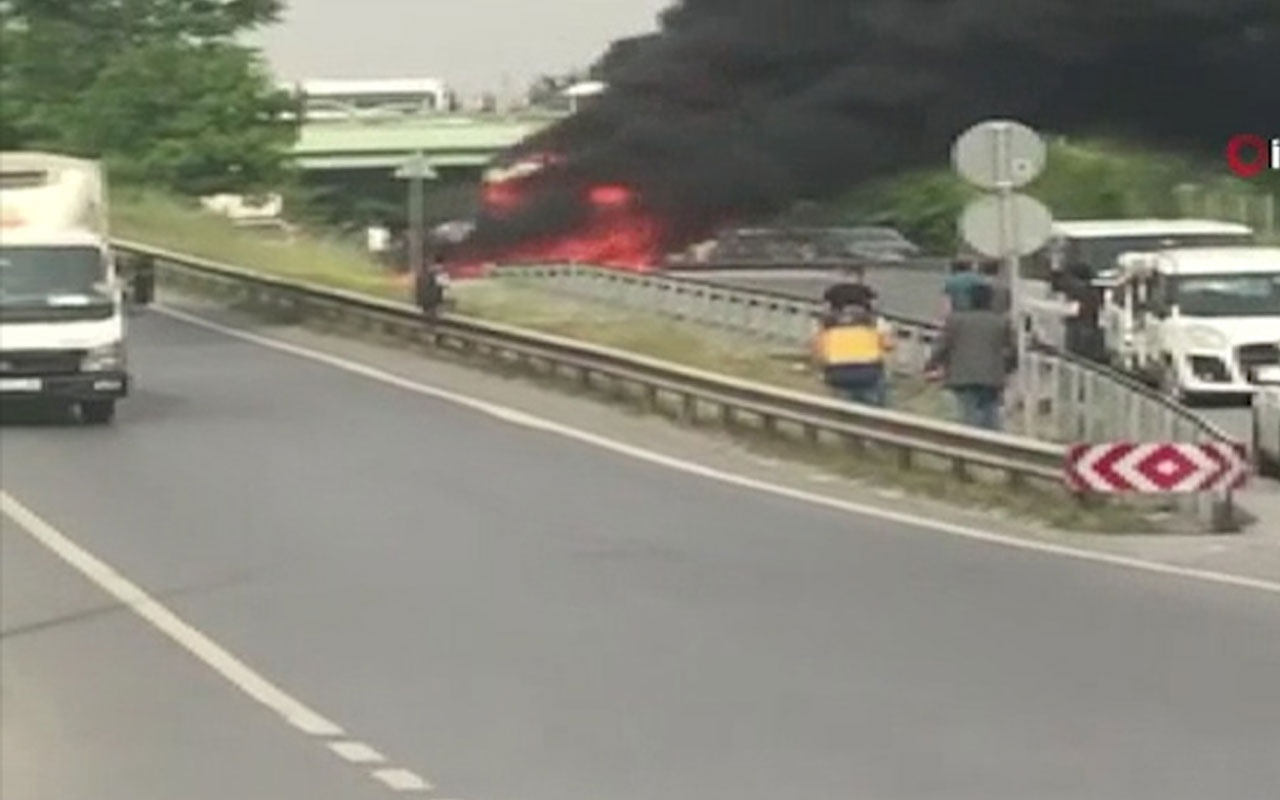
[292,112,563,178]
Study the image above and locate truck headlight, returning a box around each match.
[81,342,124,372]
[1182,326,1228,350]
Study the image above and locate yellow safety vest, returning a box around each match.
[815,324,885,366]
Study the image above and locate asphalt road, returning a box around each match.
[3,310,1279,800]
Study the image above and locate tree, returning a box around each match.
[1,0,294,194]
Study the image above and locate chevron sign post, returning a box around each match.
[1065,442,1249,493]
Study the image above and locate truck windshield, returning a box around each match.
[1174,273,1280,317]
[1075,234,1254,272]
[0,246,107,306]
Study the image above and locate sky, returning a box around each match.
[249,0,672,96]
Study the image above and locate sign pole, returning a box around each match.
[406,150,426,275]
[956,119,1049,435]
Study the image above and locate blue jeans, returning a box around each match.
[951,385,1002,430]
[825,363,887,407]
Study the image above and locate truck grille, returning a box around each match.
[0,350,83,376]
[1238,343,1280,382]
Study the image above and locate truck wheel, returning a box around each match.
[81,400,116,425]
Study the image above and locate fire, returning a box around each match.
[456,167,664,272]
[587,184,631,207]
[485,202,661,269]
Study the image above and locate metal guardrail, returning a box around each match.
[112,240,1068,490]
[489,264,1237,449]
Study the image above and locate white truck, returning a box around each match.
[1021,219,1256,352]
[0,151,153,423]
[1252,365,1280,478]
[1098,246,1280,401]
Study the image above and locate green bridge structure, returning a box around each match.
[290,112,564,227]
[293,112,561,175]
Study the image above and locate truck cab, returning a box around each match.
[1103,247,1280,401]
[0,151,153,424]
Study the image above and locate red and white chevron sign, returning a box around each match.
[1065,442,1249,493]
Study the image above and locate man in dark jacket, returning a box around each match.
[924,283,1016,430]
[1052,261,1106,362]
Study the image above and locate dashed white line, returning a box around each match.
[329,740,387,764]
[373,768,434,791]
[0,491,442,794]
[157,304,1280,598]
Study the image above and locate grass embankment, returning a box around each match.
[111,190,1151,532]
[112,189,402,299]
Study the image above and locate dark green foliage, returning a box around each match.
[0,0,295,194]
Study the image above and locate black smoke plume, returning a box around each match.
[460,0,1280,259]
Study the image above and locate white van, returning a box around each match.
[1102,247,1280,401]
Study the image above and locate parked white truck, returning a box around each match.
[0,151,153,423]
[1099,246,1280,401]
[1021,219,1256,351]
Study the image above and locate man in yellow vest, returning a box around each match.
[813,302,894,406]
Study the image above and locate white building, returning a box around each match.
[286,78,457,120]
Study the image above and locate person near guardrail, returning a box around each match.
[413,252,450,316]
[978,259,1011,313]
[812,303,893,406]
[1048,261,1107,362]
[942,258,984,315]
[924,282,1017,430]
[822,264,878,313]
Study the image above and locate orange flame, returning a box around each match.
[464,176,663,272]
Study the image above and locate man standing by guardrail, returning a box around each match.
[925,283,1017,430]
[942,257,984,315]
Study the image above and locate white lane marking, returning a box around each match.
[0,492,436,793]
[0,491,343,737]
[330,741,386,764]
[372,768,433,791]
[155,306,1280,598]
